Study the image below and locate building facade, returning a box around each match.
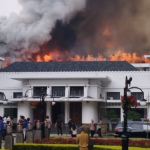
[0,61,150,126]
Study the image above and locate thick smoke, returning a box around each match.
[1,0,150,62]
[38,0,150,60]
[0,0,86,62]
[69,0,150,57]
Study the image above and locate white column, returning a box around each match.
[65,101,70,124]
[0,104,4,116]
[121,107,123,122]
[18,102,33,122]
[46,86,51,97]
[65,86,70,97]
[147,104,150,119]
[46,101,52,119]
[84,86,89,97]
[82,101,98,124]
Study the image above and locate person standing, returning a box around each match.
[6,116,12,123]
[89,119,95,138]
[24,118,30,132]
[68,118,72,136]
[76,125,89,150]
[0,116,4,142]
[71,123,78,137]
[55,117,63,136]
[46,116,52,137]
[18,115,26,141]
[2,116,7,141]
[97,118,102,138]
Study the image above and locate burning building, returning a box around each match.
[0,0,150,132]
[0,60,150,129]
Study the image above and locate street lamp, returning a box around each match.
[23,87,56,138]
[122,76,146,150]
[0,92,8,104]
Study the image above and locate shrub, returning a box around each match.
[34,137,150,148]
[13,144,150,150]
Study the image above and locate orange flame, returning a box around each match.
[36,49,150,63]
[108,50,150,63]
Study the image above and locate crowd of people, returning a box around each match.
[0,115,53,142]
[0,114,104,143]
[0,116,13,141]
[67,118,103,138]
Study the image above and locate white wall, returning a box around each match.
[82,101,98,124]
[64,101,70,124]
[0,104,4,116]
[18,102,33,122]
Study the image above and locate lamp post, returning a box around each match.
[0,92,8,104]
[23,88,56,138]
[122,76,146,150]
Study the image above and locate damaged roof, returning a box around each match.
[0,61,139,72]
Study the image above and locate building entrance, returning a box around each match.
[52,102,64,123]
[70,102,82,123]
[33,102,46,122]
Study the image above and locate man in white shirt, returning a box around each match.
[46,116,52,137]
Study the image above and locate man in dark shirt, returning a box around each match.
[55,117,63,135]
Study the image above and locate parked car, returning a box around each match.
[114,121,150,138]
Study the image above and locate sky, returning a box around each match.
[0,0,22,17]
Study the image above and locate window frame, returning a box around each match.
[13,92,23,98]
[52,86,65,97]
[106,92,120,100]
[70,86,84,97]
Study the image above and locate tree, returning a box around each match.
[127,110,141,121]
[106,109,119,131]
[106,109,118,122]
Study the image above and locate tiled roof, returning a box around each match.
[0,61,139,72]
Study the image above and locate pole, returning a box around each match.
[122,76,129,150]
[147,92,149,138]
[41,93,45,138]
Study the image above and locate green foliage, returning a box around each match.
[13,144,150,150]
[102,124,108,128]
[106,109,118,121]
[127,110,141,121]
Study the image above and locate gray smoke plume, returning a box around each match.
[0,0,86,62]
[69,0,150,57]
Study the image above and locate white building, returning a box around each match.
[0,61,150,126]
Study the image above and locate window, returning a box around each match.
[52,87,65,97]
[131,92,143,100]
[131,124,143,129]
[4,108,17,120]
[107,92,120,100]
[33,87,47,98]
[13,92,22,98]
[70,87,84,97]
